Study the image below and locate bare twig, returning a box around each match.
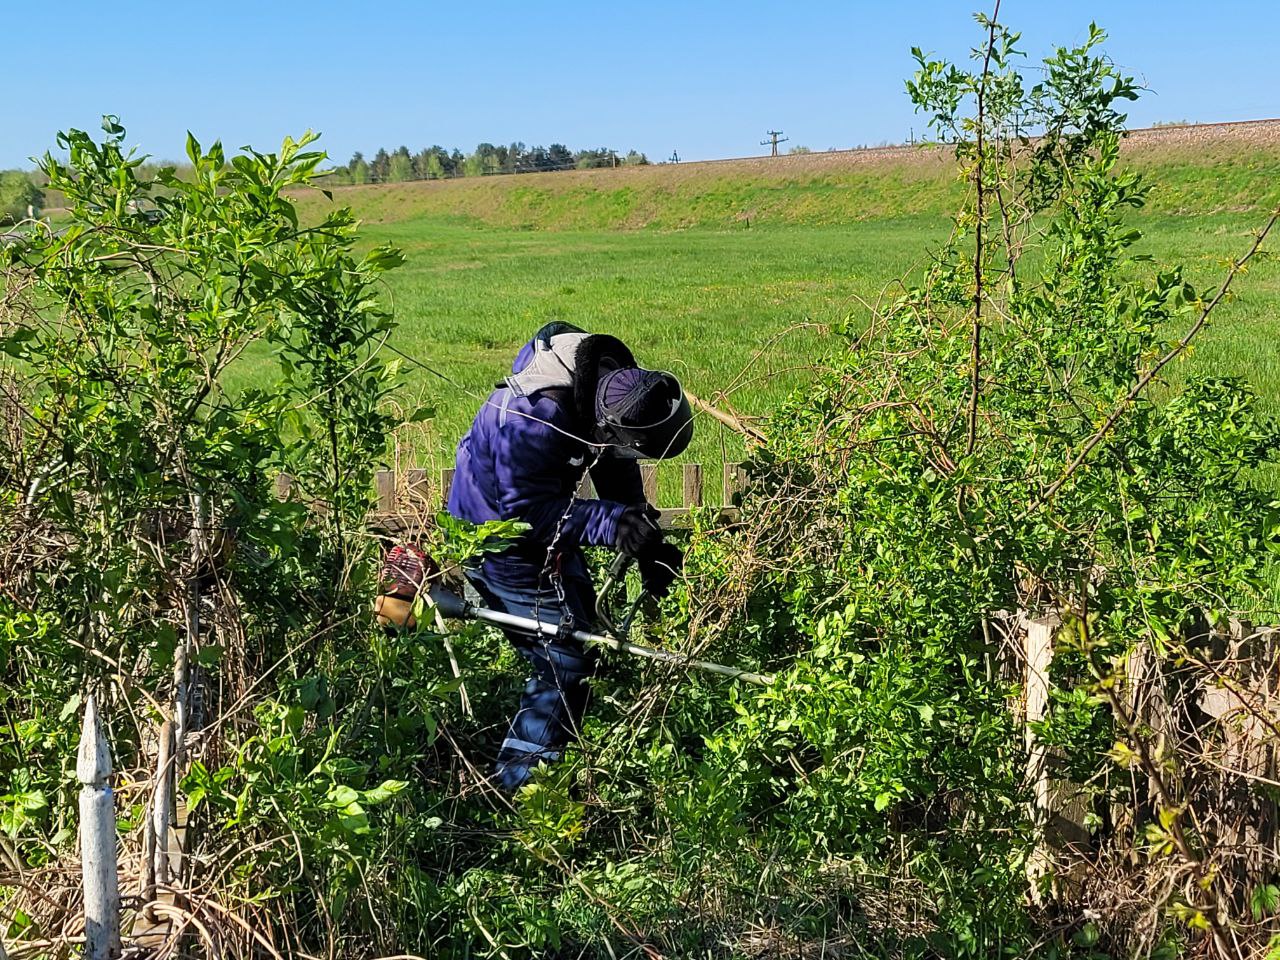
[966,0,1001,457]
[685,389,767,446]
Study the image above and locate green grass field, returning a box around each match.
[243,139,1280,505]
[232,217,1279,504]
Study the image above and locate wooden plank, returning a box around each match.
[372,462,744,523]
[1199,618,1267,724]
[150,720,173,887]
[659,506,739,528]
[1024,615,1058,897]
[722,462,747,505]
[375,506,738,536]
[375,469,395,514]
[641,464,659,504]
[682,463,703,508]
[406,468,429,506]
[1216,619,1274,878]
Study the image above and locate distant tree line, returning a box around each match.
[327,142,649,185]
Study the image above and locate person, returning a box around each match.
[446,321,693,792]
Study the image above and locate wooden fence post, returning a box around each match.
[722,462,747,505]
[364,460,736,531]
[640,464,659,504]
[406,468,427,500]
[682,463,703,508]
[1024,615,1057,897]
[149,720,174,889]
[78,695,121,959]
[375,469,396,514]
[1201,618,1276,880]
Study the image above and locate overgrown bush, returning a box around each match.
[2,11,1279,960]
[673,14,1280,959]
[0,119,447,953]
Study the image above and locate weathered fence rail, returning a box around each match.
[275,461,748,531]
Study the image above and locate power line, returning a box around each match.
[760,130,789,157]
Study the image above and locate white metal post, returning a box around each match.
[78,695,121,959]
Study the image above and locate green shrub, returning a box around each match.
[682,15,1280,958]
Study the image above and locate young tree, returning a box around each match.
[387,146,413,183]
[689,16,1280,956]
[347,151,370,185]
[464,144,501,177]
[370,147,391,182]
[547,143,573,171]
[423,145,455,178]
[0,119,414,952]
[411,148,431,180]
[504,142,523,174]
[521,145,550,172]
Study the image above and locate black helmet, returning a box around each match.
[595,367,694,459]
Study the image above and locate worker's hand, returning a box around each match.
[615,503,662,557]
[639,542,683,599]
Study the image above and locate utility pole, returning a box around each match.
[760,130,788,157]
[669,149,680,164]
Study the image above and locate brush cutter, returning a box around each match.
[425,552,774,687]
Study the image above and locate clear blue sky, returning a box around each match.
[3,0,1276,169]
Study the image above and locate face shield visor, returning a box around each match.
[595,369,694,460]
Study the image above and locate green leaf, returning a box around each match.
[152,624,178,669]
[363,244,406,272]
[1072,921,1100,947]
[59,692,82,722]
[363,779,409,805]
[195,644,223,667]
[0,328,37,359]
[1252,883,1280,920]
[328,784,359,808]
[339,806,370,834]
[1,791,47,837]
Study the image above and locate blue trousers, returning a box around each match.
[467,553,599,792]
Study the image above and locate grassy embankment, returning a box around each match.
[252,136,1280,511]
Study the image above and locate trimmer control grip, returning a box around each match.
[427,585,470,621]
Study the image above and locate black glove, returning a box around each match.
[638,541,683,599]
[615,503,662,558]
